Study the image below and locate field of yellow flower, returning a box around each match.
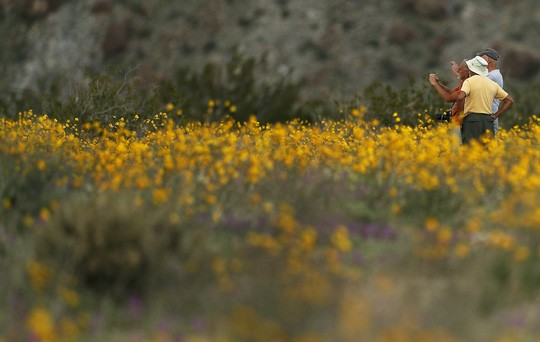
[3,109,540,341]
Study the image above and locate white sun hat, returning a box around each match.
[465,56,489,76]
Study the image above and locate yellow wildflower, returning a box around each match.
[152,188,170,204]
[39,207,51,222]
[514,246,530,261]
[437,227,452,244]
[331,225,352,252]
[26,307,57,342]
[58,287,80,308]
[300,227,317,252]
[60,318,80,340]
[37,159,46,170]
[454,243,470,258]
[27,260,51,292]
[424,217,438,232]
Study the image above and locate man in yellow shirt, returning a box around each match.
[456,56,514,144]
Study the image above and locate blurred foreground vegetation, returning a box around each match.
[3,53,540,341]
[3,108,540,340]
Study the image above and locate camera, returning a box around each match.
[435,109,452,122]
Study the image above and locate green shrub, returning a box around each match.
[503,82,539,128]
[32,192,209,296]
[0,51,312,126]
[0,69,165,134]
[38,70,162,129]
[0,152,68,224]
[361,76,448,125]
[155,50,309,123]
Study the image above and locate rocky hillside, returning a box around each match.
[3,0,540,101]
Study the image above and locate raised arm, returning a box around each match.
[429,73,458,103]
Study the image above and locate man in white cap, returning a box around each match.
[476,48,504,135]
[455,56,514,144]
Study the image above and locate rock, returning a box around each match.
[389,22,417,45]
[90,0,114,15]
[429,33,455,51]
[102,21,129,55]
[502,47,540,79]
[10,0,104,93]
[397,0,450,20]
[7,0,65,18]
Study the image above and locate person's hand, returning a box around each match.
[428,73,438,85]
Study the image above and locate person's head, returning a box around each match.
[458,59,469,81]
[466,56,489,76]
[476,48,500,70]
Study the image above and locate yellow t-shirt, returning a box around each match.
[461,75,508,115]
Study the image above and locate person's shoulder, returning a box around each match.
[477,75,495,83]
[468,75,483,82]
[483,76,498,86]
[488,69,503,79]
[461,77,472,92]
[484,76,506,92]
[488,69,504,86]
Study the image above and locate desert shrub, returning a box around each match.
[0,151,68,224]
[0,90,35,119]
[0,69,164,133]
[0,51,312,126]
[361,76,448,125]
[32,192,212,296]
[37,70,163,129]
[503,82,540,127]
[155,50,309,124]
[296,75,456,125]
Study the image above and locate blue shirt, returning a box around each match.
[487,69,504,113]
